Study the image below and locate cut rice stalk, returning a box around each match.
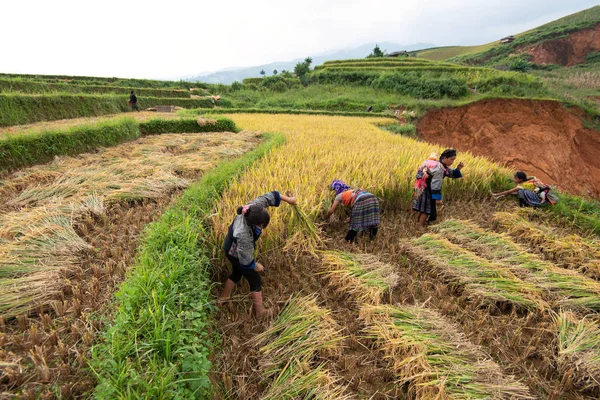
[407,234,547,311]
[554,311,600,391]
[320,251,399,305]
[360,304,534,399]
[493,211,600,279]
[434,219,600,312]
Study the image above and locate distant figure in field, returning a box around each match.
[491,171,558,207]
[129,90,139,111]
[218,190,297,319]
[413,149,464,231]
[366,105,373,112]
[326,180,380,243]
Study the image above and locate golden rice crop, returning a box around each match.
[0,131,257,318]
[211,114,511,260]
[360,304,534,399]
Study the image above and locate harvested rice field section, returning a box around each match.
[0,128,259,398]
[207,114,600,399]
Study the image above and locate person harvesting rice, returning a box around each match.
[218,190,297,319]
[413,149,464,231]
[491,171,558,207]
[326,180,380,243]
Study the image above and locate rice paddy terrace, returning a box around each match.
[1,82,600,399]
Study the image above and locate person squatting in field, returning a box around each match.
[413,149,465,230]
[218,190,297,319]
[326,180,381,243]
[491,171,559,207]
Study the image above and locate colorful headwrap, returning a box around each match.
[331,180,350,195]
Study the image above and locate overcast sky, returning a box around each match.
[1,0,597,79]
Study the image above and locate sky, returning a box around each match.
[1,0,598,79]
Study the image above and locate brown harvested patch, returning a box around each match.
[417,98,600,197]
[0,131,260,398]
[518,24,600,66]
[0,197,172,399]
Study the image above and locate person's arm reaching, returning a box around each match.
[491,186,521,197]
[326,200,340,219]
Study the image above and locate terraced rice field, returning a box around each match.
[0,128,259,397]
[2,112,600,399]
[207,114,600,399]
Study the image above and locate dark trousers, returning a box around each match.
[226,254,262,292]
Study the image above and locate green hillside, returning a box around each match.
[416,5,600,65]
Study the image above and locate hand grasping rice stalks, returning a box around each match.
[320,251,399,305]
[406,234,547,311]
[359,304,534,399]
[554,311,600,392]
[433,220,600,313]
[249,295,350,398]
[493,211,600,279]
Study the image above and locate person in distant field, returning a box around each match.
[326,180,380,243]
[413,149,465,231]
[129,90,139,111]
[491,171,558,207]
[218,190,297,319]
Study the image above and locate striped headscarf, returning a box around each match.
[331,180,350,195]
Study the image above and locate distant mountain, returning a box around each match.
[186,42,435,84]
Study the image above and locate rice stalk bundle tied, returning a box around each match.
[434,219,600,312]
[407,234,546,311]
[493,211,600,279]
[554,311,600,391]
[360,304,534,399]
[320,251,399,305]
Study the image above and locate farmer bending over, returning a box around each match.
[218,190,297,319]
[326,180,380,243]
[412,149,464,231]
[491,171,558,207]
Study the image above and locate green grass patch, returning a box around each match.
[90,132,285,399]
[139,117,238,134]
[0,78,191,98]
[0,117,140,171]
[179,107,396,119]
[0,116,239,171]
[0,93,229,127]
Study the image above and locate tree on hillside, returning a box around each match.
[273,69,278,75]
[260,69,266,78]
[294,57,313,86]
[367,44,386,58]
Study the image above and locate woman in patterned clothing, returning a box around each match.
[412,149,464,231]
[326,180,380,243]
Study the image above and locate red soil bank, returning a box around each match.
[520,24,600,66]
[417,99,600,197]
